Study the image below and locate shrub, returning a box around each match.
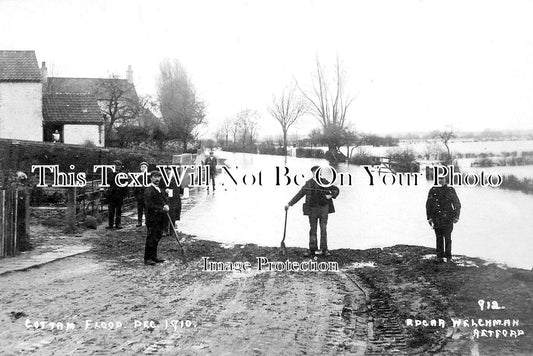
[474,158,494,167]
[499,175,533,194]
[83,139,97,147]
[296,148,325,159]
[349,152,378,165]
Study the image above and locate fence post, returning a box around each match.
[66,187,76,232]
[16,188,31,251]
[0,190,4,257]
[6,189,14,255]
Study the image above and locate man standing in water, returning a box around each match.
[204,151,217,191]
[144,170,169,266]
[285,166,339,257]
[426,173,461,263]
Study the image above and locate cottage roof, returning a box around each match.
[0,50,42,82]
[46,77,139,102]
[43,93,104,125]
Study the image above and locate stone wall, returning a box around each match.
[0,138,176,187]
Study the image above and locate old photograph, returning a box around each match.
[0,0,532,355]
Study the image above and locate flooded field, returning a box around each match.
[178,151,533,270]
[337,139,533,157]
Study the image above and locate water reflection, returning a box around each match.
[178,152,533,270]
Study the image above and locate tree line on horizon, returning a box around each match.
[98,56,530,158]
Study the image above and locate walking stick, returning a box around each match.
[166,213,187,263]
[280,209,288,255]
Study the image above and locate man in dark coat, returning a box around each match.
[204,151,217,191]
[144,170,169,265]
[159,166,183,236]
[106,160,128,229]
[134,162,149,227]
[285,166,340,257]
[426,174,461,263]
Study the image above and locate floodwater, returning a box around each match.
[333,139,533,157]
[178,151,533,270]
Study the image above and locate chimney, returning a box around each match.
[41,61,47,84]
[126,65,133,84]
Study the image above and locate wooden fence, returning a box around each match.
[0,188,30,257]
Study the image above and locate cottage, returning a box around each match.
[0,50,43,141]
[42,93,105,146]
[1,50,145,146]
[45,66,140,128]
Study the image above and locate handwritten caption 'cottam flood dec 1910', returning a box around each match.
[24,319,197,332]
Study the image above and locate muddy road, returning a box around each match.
[0,252,367,355]
[3,221,532,355]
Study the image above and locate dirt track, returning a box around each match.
[0,253,367,355]
[2,220,533,355]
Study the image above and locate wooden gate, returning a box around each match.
[0,188,30,257]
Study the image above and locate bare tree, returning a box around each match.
[343,129,365,159]
[218,117,233,146]
[230,118,240,145]
[433,126,456,162]
[157,59,206,150]
[234,109,260,149]
[135,95,159,128]
[99,75,140,142]
[268,86,306,155]
[247,116,259,146]
[296,56,355,154]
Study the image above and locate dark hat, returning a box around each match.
[113,160,123,165]
[139,161,148,167]
[149,170,161,177]
[311,165,320,172]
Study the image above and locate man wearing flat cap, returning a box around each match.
[285,166,339,257]
[144,170,169,265]
[106,160,128,229]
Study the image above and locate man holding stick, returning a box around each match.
[285,166,339,257]
[144,170,169,266]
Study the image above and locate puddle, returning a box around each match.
[346,262,377,269]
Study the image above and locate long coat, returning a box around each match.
[288,178,340,215]
[426,185,461,227]
[107,171,129,203]
[159,176,183,221]
[144,185,168,226]
[204,156,217,177]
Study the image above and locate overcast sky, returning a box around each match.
[2,0,533,138]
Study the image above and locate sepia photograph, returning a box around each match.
[0,0,532,355]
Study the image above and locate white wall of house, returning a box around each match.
[0,82,43,141]
[63,124,104,147]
